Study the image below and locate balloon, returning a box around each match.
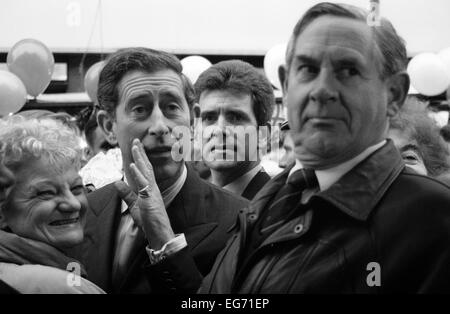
[181,56,212,84]
[264,43,287,90]
[438,47,450,79]
[0,70,27,116]
[7,38,55,97]
[407,52,450,96]
[84,61,106,102]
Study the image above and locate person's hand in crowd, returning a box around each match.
[114,138,175,250]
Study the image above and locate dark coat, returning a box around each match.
[241,170,271,200]
[200,141,450,293]
[76,165,248,293]
[0,279,18,294]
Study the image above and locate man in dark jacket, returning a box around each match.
[194,60,273,200]
[200,3,450,293]
[75,48,248,293]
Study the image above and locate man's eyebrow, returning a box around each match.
[294,55,319,64]
[159,89,184,101]
[332,55,366,67]
[200,108,218,117]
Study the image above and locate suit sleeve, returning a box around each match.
[143,246,203,294]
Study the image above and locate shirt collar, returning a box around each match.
[121,164,188,214]
[223,165,263,196]
[289,140,386,191]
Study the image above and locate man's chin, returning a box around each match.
[152,160,184,183]
[205,160,238,171]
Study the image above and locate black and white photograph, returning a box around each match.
[0,0,450,302]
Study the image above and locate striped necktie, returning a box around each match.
[260,168,319,232]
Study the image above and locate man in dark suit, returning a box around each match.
[194,60,273,200]
[77,48,248,293]
[200,3,450,293]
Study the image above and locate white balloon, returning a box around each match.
[264,43,287,90]
[408,52,450,96]
[438,47,450,79]
[181,56,212,84]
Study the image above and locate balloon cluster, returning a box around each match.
[0,38,55,117]
[408,47,450,97]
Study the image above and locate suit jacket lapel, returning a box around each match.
[83,183,122,292]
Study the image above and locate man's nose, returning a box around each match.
[212,115,231,138]
[147,105,170,137]
[309,69,338,105]
[58,192,82,212]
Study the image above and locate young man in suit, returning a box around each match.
[77,48,248,293]
[200,3,450,293]
[194,60,274,200]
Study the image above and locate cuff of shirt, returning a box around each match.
[146,233,187,265]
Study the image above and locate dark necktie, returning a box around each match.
[260,168,319,232]
[241,168,319,267]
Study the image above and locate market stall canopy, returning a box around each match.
[1,0,449,56]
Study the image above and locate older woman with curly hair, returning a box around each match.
[388,109,450,177]
[0,117,104,293]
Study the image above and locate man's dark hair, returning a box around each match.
[285,2,408,79]
[97,47,195,116]
[194,60,274,126]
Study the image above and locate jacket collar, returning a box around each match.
[312,139,404,221]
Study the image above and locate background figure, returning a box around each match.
[195,60,273,200]
[388,109,450,177]
[0,117,104,293]
[278,121,296,169]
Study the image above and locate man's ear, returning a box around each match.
[386,72,410,118]
[278,65,288,94]
[96,110,118,145]
[278,65,289,107]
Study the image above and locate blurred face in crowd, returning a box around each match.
[199,90,259,172]
[279,132,295,169]
[388,128,427,175]
[282,16,404,169]
[0,158,87,250]
[107,70,191,190]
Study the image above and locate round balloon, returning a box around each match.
[7,38,55,97]
[407,52,450,96]
[264,43,287,90]
[0,70,27,116]
[181,56,212,84]
[84,61,106,102]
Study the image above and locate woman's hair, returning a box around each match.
[17,110,81,137]
[0,116,83,172]
[389,110,450,177]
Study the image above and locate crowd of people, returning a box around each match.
[1,2,450,294]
